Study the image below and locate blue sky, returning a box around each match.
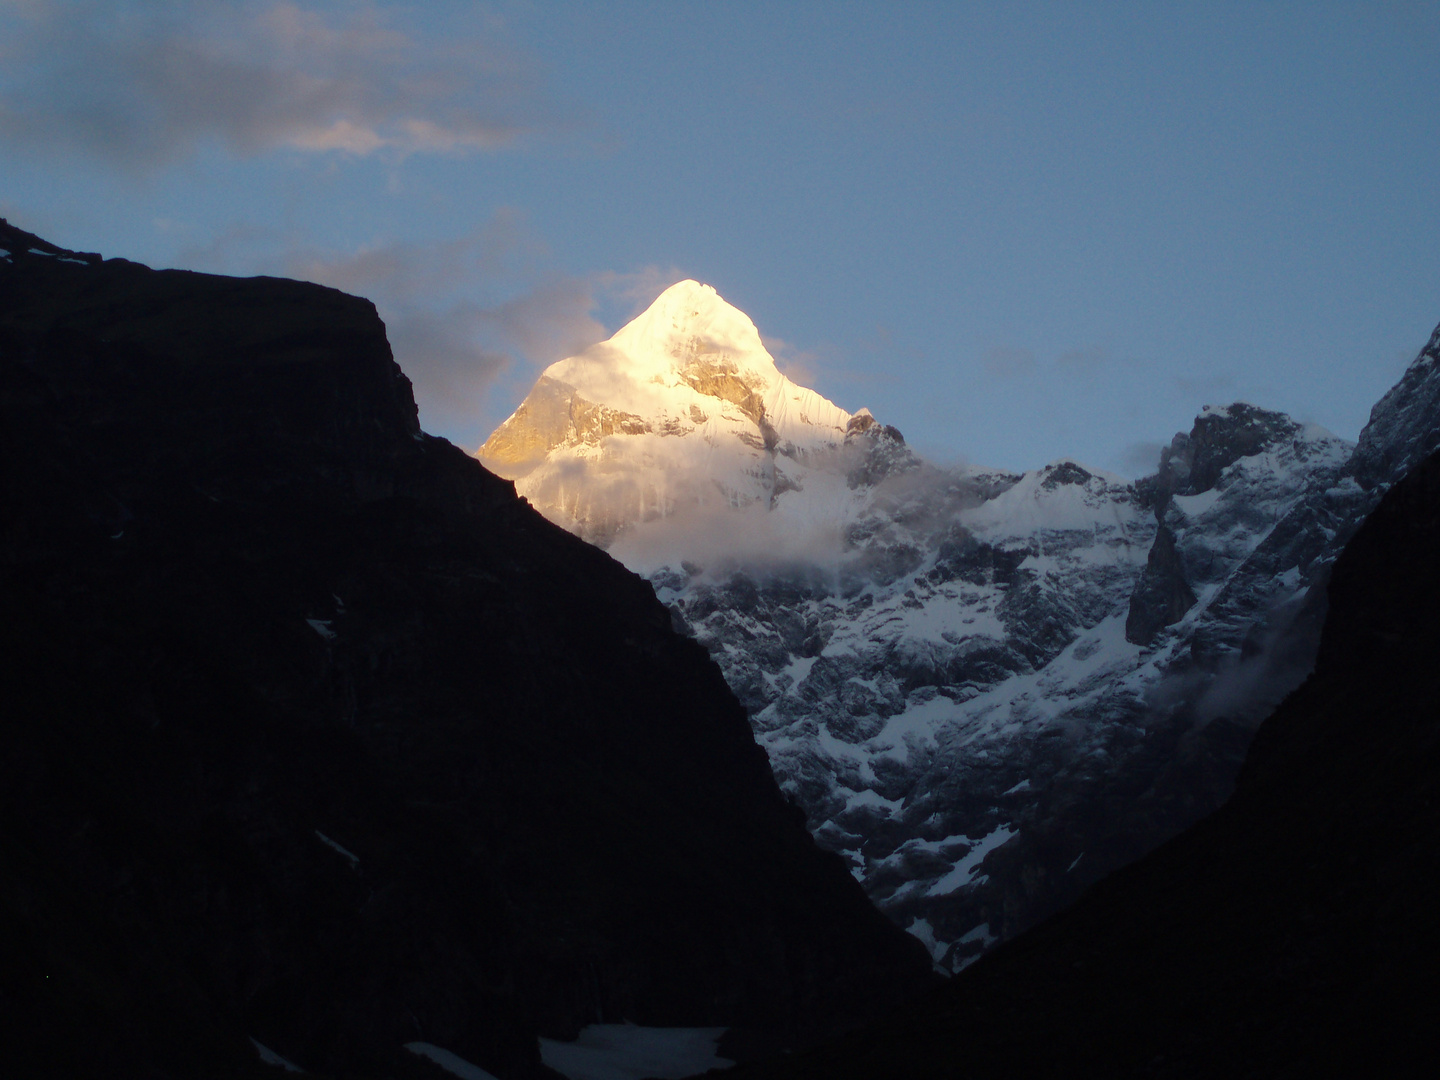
[3,1,1437,475]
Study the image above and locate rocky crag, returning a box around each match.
[0,223,930,1079]
[487,280,1440,971]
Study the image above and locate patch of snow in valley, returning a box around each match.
[906,916,950,968]
[961,462,1138,539]
[538,1024,733,1080]
[843,787,904,814]
[927,824,1016,896]
[405,1042,500,1080]
[251,1038,304,1072]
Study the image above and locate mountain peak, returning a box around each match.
[646,277,724,311]
[479,280,854,544]
[608,279,770,379]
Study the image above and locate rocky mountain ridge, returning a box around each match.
[488,280,1440,971]
[721,440,1440,1079]
[0,221,931,1079]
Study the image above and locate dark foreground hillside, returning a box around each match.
[722,444,1440,1078]
[0,221,930,1079]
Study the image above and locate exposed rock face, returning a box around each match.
[480,375,655,467]
[0,222,930,1079]
[1123,524,1196,646]
[1127,403,1329,646]
[723,445,1440,1079]
[842,408,915,489]
[1150,401,1308,500]
[1351,322,1440,488]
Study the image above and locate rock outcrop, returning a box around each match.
[1123,524,1196,646]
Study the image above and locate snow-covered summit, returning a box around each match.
[480,281,859,545]
[604,279,768,373]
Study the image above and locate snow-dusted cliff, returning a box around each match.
[481,282,1440,972]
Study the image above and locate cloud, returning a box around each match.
[284,237,606,370]
[0,1,556,167]
[608,500,850,577]
[173,211,612,441]
[171,217,702,448]
[280,212,543,303]
[478,277,608,366]
[595,265,691,318]
[599,453,987,583]
[277,230,614,435]
[382,307,512,432]
[857,323,925,365]
[762,334,822,390]
[1117,440,1165,477]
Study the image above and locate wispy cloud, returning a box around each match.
[288,237,611,436]
[1117,440,1165,477]
[761,333,823,390]
[594,265,691,318]
[280,212,545,303]
[386,307,511,418]
[180,216,647,442]
[0,1,557,167]
[168,210,694,447]
[981,342,1148,386]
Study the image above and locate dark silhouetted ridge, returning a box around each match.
[0,221,931,1079]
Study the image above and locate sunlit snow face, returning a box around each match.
[480,279,865,549]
